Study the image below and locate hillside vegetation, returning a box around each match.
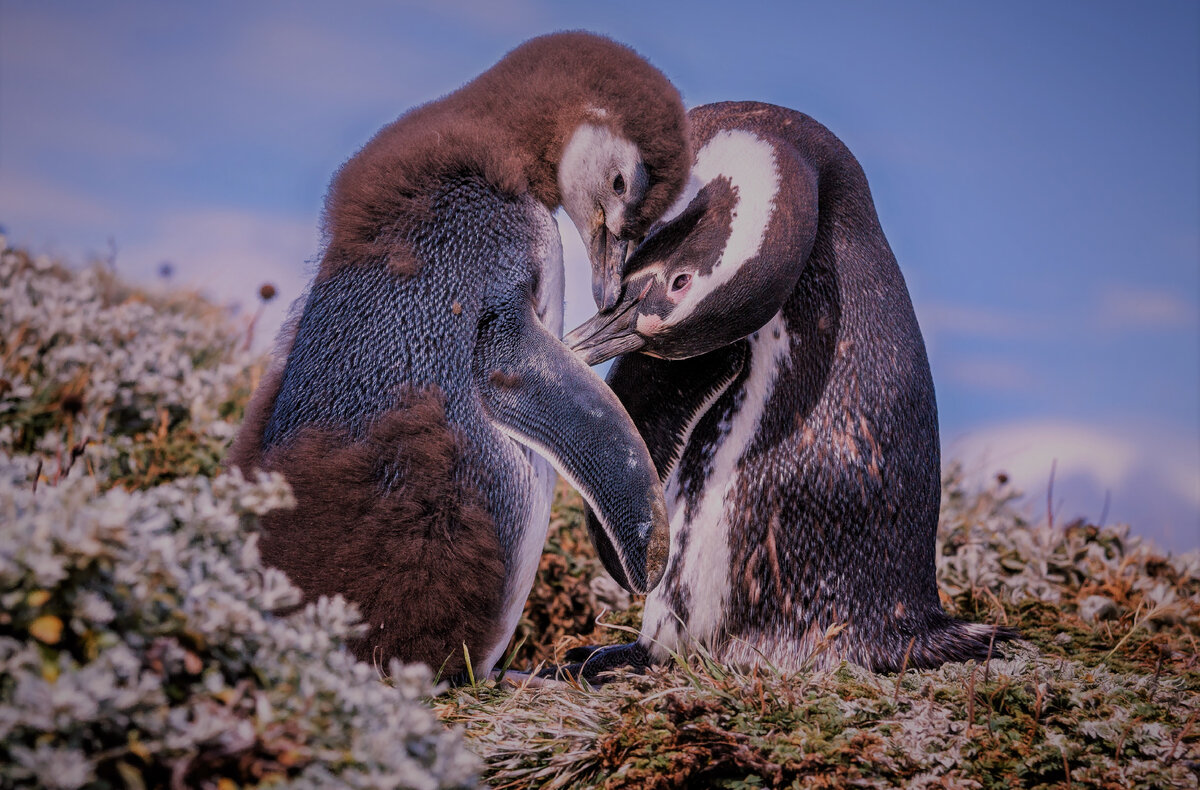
[1,239,1196,789]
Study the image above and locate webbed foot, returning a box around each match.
[538,641,654,685]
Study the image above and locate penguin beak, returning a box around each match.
[589,220,628,312]
[565,294,646,366]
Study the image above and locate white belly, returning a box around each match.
[640,312,791,659]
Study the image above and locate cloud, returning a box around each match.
[0,173,120,231]
[947,418,1200,551]
[950,420,1139,492]
[916,301,1047,341]
[1164,229,1200,262]
[0,6,177,159]
[914,301,1044,394]
[0,96,175,163]
[0,6,127,85]
[0,168,318,348]
[218,3,550,114]
[1096,284,1198,331]
[221,18,446,111]
[944,357,1037,393]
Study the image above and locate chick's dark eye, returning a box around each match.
[613,173,626,195]
[671,273,691,291]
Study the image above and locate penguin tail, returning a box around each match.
[895,618,1019,672]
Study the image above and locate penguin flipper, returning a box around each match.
[476,302,669,594]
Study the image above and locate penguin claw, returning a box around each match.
[536,662,615,686]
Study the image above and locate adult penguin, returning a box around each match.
[228,33,690,679]
[565,101,1014,677]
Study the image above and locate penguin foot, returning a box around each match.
[538,641,654,685]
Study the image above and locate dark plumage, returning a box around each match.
[565,102,1016,676]
[229,33,689,679]
[320,31,690,280]
[235,386,507,668]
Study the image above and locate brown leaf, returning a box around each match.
[29,615,63,644]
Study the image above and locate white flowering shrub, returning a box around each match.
[0,241,482,789]
[0,459,479,788]
[938,463,1200,638]
[0,239,257,488]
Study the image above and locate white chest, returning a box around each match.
[644,312,792,654]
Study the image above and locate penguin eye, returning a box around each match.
[612,173,626,196]
[670,273,692,292]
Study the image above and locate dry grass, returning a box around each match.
[4,239,1196,788]
[446,477,1200,789]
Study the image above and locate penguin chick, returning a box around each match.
[228,32,690,680]
[564,101,1016,678]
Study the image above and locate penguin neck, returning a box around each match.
[777,119,895,313]
[813,155,899,314]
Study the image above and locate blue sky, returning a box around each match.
[2,1,1197,550]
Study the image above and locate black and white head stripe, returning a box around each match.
[657,129,779,327]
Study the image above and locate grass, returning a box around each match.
[446,480,1199,789]
[3,239,1197,788]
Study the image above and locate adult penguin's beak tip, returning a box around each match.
[566,297,646,366]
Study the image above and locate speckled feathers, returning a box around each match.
[586,102,1016,673]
